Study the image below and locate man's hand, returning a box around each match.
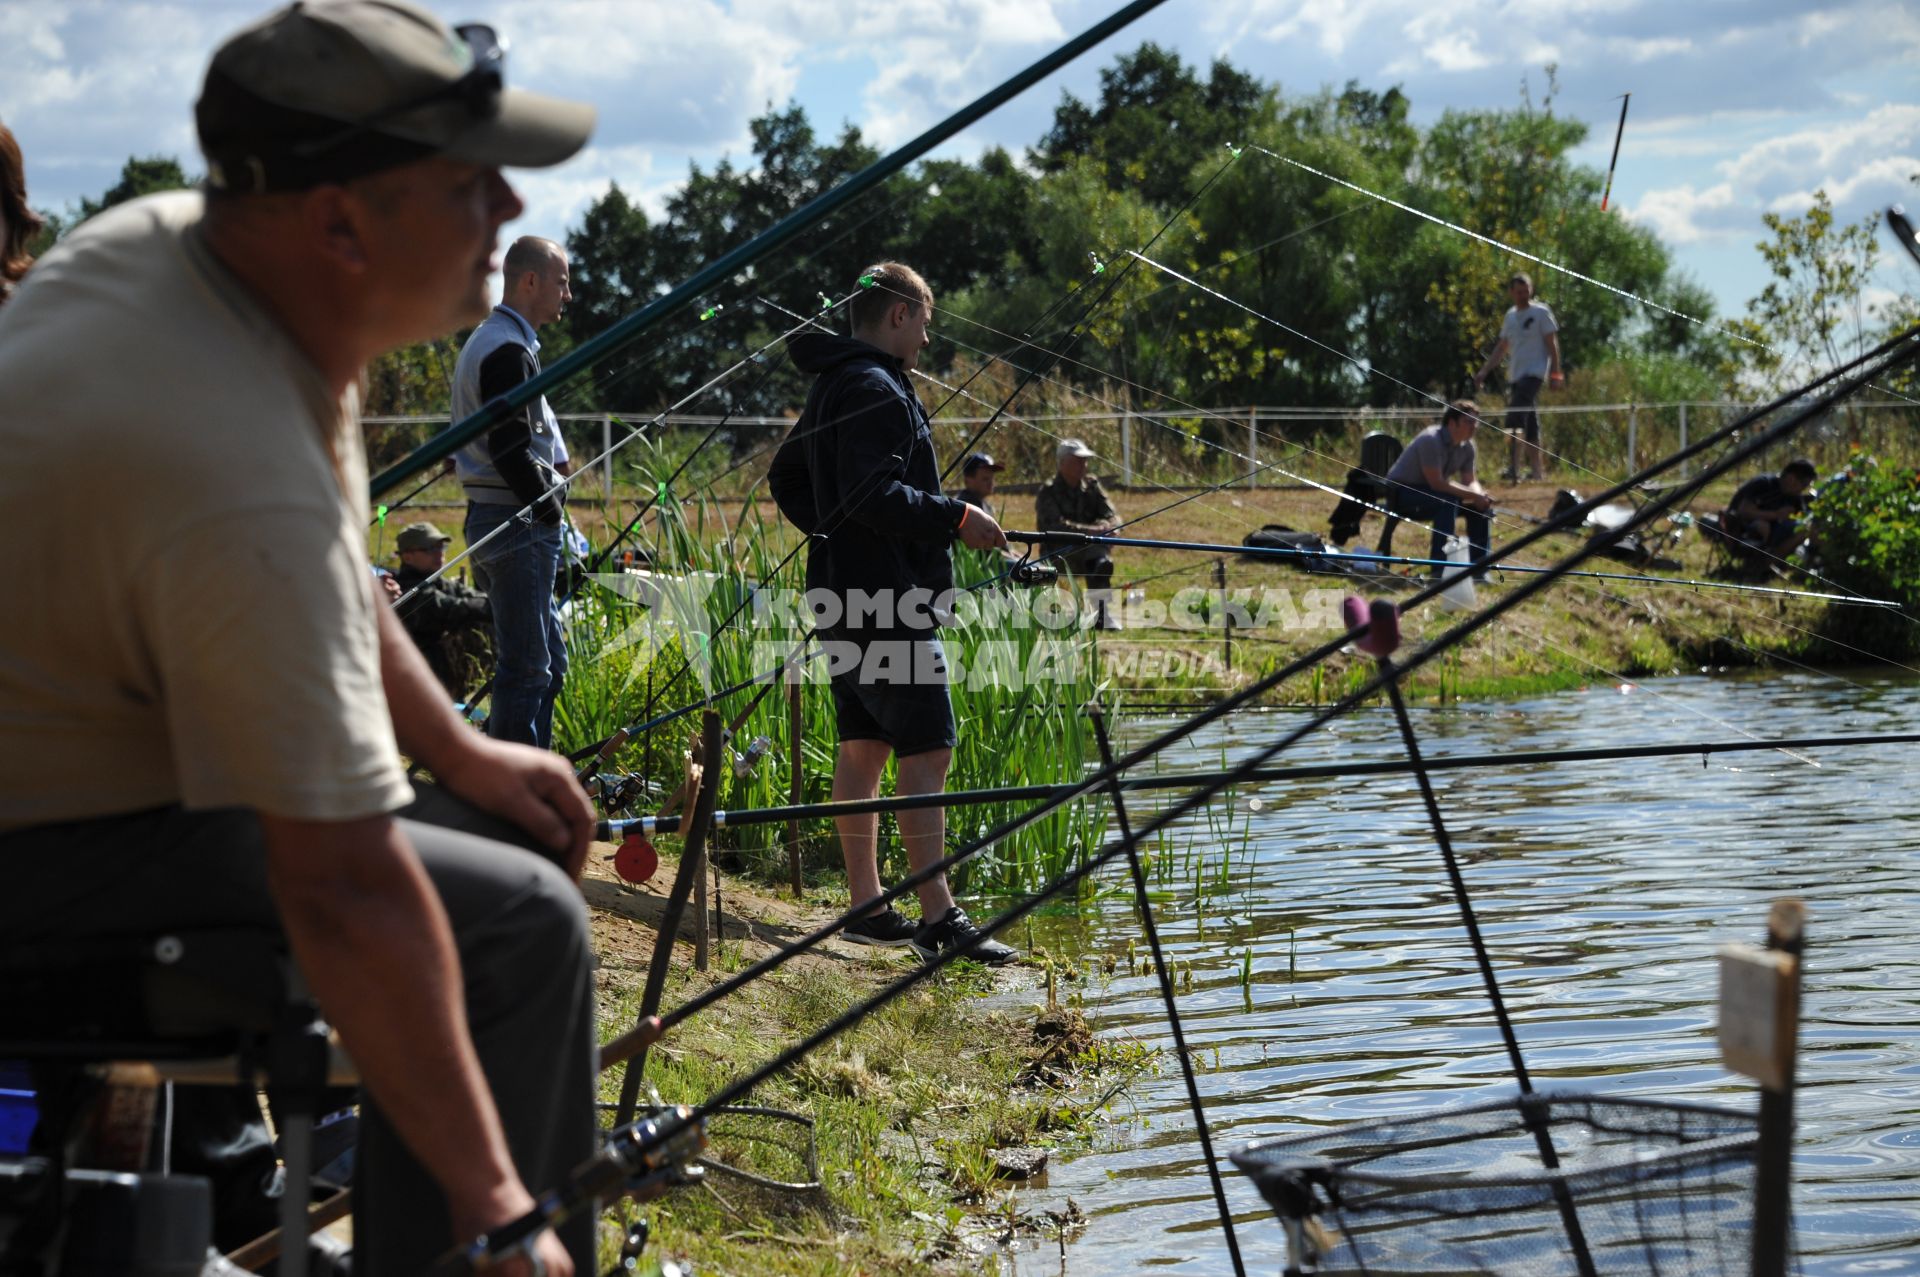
[1548,370,1565,389]
[958,504,1009,551]
[453,1189,571,1277]
[437,735,595,877]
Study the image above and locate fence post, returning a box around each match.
[1626,403,1638,476]
[1121,412,1134,486]
[1677,404,1688,478]
[1215,558,1232,673]
[1247,406,1259,489]
[601,413,614,501]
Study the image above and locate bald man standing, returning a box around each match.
[454,234,573,747]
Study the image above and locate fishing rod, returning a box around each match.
[632,327,1920,1056]
[568,146,1263,767]
[1599,94,1631,213]
[1003,528,1904,607]
[631,310,1920,1150]
[594,731,1920,838]
[373,0,1176,501]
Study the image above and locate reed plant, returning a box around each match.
[551,468,1115,902]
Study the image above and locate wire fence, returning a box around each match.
[361,399,1920,513]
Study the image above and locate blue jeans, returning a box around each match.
[465,503,566,748]
[1389,485,1491,567]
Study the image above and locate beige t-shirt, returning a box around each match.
[0,191,413,829]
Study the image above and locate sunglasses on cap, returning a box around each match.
[291,23,506,160]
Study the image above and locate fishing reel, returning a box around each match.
[610,1103,709,1204]
[585,769,652,815]
[730,734,775,779]
[1010,559,1059,587]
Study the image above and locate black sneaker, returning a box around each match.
[843,905,918,947]
[911,907,1018,966]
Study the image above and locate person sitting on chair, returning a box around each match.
[393,522,493,698]
[1035,438,1121,628]
[1380,400,1494,580]
[1724,459,1815,558]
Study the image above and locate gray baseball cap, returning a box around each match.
[395,520,452,551]
[1056,438,1096,461]
[197,0,595,193]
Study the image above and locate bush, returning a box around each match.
[1809,451,1920,656]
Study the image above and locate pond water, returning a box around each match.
[1007,668,1920,1274]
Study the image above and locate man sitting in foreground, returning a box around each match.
[0,4,600,1272]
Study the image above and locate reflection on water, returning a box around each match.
[1007,670,1920,1274]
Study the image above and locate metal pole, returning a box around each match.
[787,675,805,898]
[601,412,614,501]
[1678,403,1689,479]
[1627,403,1638,475]
[1751,900,1805,1277]
[1247,406,1258,489]
[1122,411,1134,486]
[369,0,1174,498]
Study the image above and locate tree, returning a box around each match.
[1034,43,1272,207]
[1742,190,1881,385]
[77,155,193,222]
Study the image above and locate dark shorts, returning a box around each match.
[1506,375,1544,443]
[821,631,957,757]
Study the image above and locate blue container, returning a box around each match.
[0,1059,37,1155]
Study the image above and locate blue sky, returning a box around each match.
[5,0,1917,333]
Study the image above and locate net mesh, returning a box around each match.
[1231,1092,1763,1275]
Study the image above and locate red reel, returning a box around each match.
[614,834,659,884]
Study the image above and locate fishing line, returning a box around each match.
[393,302,847,608]
[639,334,1913,1052]
[1087,705,1248,1277]
[1377,655,1598,1271]
[648,320,1918,1167]
[1121,249,1916,614]
[601,731,1920,836]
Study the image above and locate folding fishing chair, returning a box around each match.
[1327,431,1403,547]
[0,929,355,1274]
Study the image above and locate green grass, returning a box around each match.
[598,961,1153,1275]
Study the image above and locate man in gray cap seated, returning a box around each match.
[1035,438,1123,628]
[0,3,599,1272]
[394,521,493,699]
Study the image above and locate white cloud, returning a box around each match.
[1629,104,1920,245]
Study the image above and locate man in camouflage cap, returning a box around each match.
[393,522,492,698]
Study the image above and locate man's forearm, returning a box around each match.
[263,814,529,1222]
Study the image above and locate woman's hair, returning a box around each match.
[2,121,46,288]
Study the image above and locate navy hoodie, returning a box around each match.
[767,333,966,633]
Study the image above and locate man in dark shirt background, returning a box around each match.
[1725,458,1816,556]
[954,451,1005,514]
[768,262,1017,966]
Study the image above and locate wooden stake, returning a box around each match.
[788,674,805,897]
[1749,899,1805,1277]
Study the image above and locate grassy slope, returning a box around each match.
[583,850,1148,1275]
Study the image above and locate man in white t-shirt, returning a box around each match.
[0,4,604,1273]
[1472,272,1564,483]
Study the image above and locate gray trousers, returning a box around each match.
[0,786,597,1274]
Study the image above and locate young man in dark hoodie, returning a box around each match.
[768,263,1018,965]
